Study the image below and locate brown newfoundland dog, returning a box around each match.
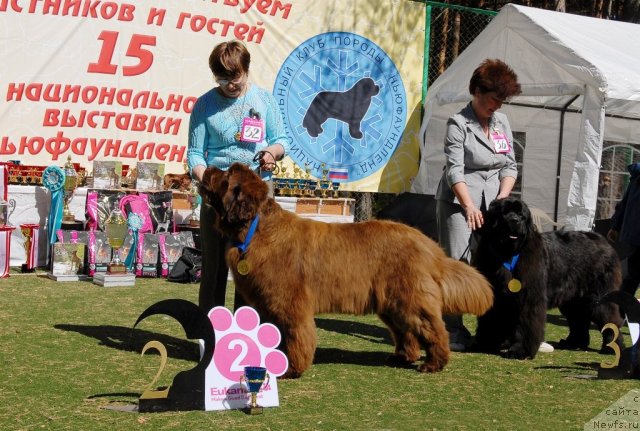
[473,197,624,359]
[200,163,493,378]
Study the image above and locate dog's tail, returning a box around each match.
[439,259,493,316]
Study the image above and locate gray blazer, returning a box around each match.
[435,103,518,208]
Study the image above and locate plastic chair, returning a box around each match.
[529,207,562,232]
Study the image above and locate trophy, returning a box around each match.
[319,164,331,198]
[331,182,341,198]
[0,197,8,227]
[187,181,200,227]
[62,156,78,223]
[240,366,269,415]
[279,165,290,196]
[273,162,286,196]
[104,203,128,274]
[20,223,40,273]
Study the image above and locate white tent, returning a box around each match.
[410,3,640,231]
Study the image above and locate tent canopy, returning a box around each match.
[411,3,640,230]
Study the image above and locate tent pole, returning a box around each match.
[421,3,432,123]
[554,95,580,224]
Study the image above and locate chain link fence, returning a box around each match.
[351,2,496,222]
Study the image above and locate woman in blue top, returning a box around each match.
[187,40,289,312]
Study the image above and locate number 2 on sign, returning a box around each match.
[88,30,156,76]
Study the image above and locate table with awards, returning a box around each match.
[276,196,354,223]
[4,188,354,268]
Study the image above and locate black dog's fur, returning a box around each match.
[302,77,379,139]
[473,197,624,359]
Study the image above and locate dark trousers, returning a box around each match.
[198,202,245,312]
[621,246,640,297]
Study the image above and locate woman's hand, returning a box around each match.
[463,204,484,231]
[257,144,284,171]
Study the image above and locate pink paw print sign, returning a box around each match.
[205,306,288,411]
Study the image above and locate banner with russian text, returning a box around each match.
[0,0,425,192]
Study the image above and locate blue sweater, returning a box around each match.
[187,84,289,180]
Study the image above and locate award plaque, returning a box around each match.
[130,302,288,413]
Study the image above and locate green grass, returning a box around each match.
[0,269,637,430]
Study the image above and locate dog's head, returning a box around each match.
[354,77,380,99]
[199,162,269,231]
[480,197,533,256]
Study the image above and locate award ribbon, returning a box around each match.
[503,254,521,293]
[42,166,65,245]
[234,215,259,276]
[125,212,144,271]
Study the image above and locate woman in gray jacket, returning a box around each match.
[436,59,521,351]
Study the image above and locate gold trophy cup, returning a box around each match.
[104,204,128,274]
[62,156,78,223]
[187,182,200,227]
[240,366,269,414]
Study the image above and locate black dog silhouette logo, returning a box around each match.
[302,77,379,139]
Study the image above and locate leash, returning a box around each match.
[253,150,279,175]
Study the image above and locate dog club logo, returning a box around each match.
[274,32,407,183]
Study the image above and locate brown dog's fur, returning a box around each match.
[200,163,494,378]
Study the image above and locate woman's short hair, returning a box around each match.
[208,40,251,78]
[469,59,521,100]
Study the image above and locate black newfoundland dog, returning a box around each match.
[473,197,623,359]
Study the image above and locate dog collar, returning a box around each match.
[503,254,520,272]
[235,215,260,254]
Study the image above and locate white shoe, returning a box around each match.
[538,341,554,353]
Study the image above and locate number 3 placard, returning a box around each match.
[598,291,640,379]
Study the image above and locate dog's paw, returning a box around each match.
[503,344,534,360]
[386,354,415,369]
[208,306,289,381]
[279,370,303,379]
[416,360,446,373]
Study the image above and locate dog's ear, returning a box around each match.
[517,198,535,233]
[518,199,532,223]
[484,199,502,231]
[223,163,269,225]
[199,166,227,205]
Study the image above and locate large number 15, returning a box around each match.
[88,30,156,76]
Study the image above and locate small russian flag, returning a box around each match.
[328,168,349,180]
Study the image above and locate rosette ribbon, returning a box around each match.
[42,166,65,245]
[125,212,144,271]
